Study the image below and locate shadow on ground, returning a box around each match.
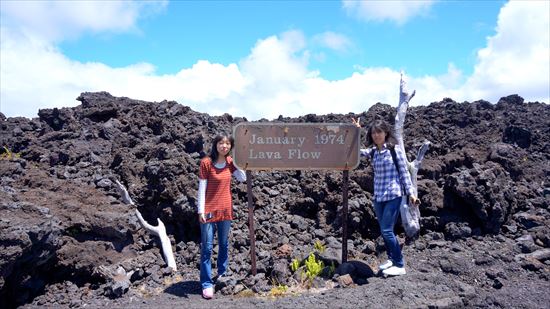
[164,280,201,298]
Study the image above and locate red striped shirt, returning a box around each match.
[199,156,236,222]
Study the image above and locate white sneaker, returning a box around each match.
[378,260,393,271]
[382,266,406,276]
[202,287,214,299]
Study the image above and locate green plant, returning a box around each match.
[290,258,300,272]
[313,240,326,253]
[269,284,288,297]
[304,252,324,281]
[1,146,20,160]
[328,261,336,277]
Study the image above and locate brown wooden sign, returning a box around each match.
[233,122,360,170]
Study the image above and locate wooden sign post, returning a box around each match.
[234,123,360,274]
[245,170,257,275]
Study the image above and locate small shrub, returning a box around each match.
[328,261,336,277]
[269,284,288,297]
[1,146,20,160]
[290,258,300,272]
[304,252,324,281]
[289,244,328,289]
[0,146,19,160]
[313,240,326,253]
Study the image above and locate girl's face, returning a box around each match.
[216,138,231,157]
[371,129,386,147]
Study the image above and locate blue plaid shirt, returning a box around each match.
[360,144,413,202]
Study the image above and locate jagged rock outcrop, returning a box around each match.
[1,92,548,308]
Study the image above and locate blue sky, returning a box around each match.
[1,0,549,120]
[59,1,501,79]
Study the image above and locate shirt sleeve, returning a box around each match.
[360,148,374,160]
[197,159,210,213]
[395,148,414,196]
[197,179,207,213]
[199,158,210,180]
[232,169,246,182]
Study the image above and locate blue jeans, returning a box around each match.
[200,220,231,289]
[373,197,404,268]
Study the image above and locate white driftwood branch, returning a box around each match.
[134,209,177,271]
[95,265,135,297]
[395,74,416,155]
[115,179,135,206]
[115,180,177,272]
[410,141,430,197]
[394,73,430,194]
[394,73,430,237]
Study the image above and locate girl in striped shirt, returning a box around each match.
[197,134,246,299]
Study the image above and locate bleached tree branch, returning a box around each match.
[115,180,177,272]
[95,265,135,297]
[394,73,430,237]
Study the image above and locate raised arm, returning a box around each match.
[359,148,373,159]
[352,116,374,160]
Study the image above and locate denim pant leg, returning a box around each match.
[200,222,215,289]
[374,197,404,267]
[216,220,231,276]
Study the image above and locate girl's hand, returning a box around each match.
[409,195,421,206]
[198,213,206,223]
[351,117,361,128]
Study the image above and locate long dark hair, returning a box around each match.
[209,134,234,162]
[366,119,397,148]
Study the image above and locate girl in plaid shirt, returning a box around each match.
[353,118,419,276]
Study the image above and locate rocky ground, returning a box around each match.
[1,92,549,308]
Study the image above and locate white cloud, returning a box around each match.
[361,0,550,107]
[313,31,353,53]
[403,0,550,105]
[459,0,550,103]
[0,0,167,42]
[162,34,404,120]
[342,0,436,25]
[208,31,314,119]
[0,26,248,118]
